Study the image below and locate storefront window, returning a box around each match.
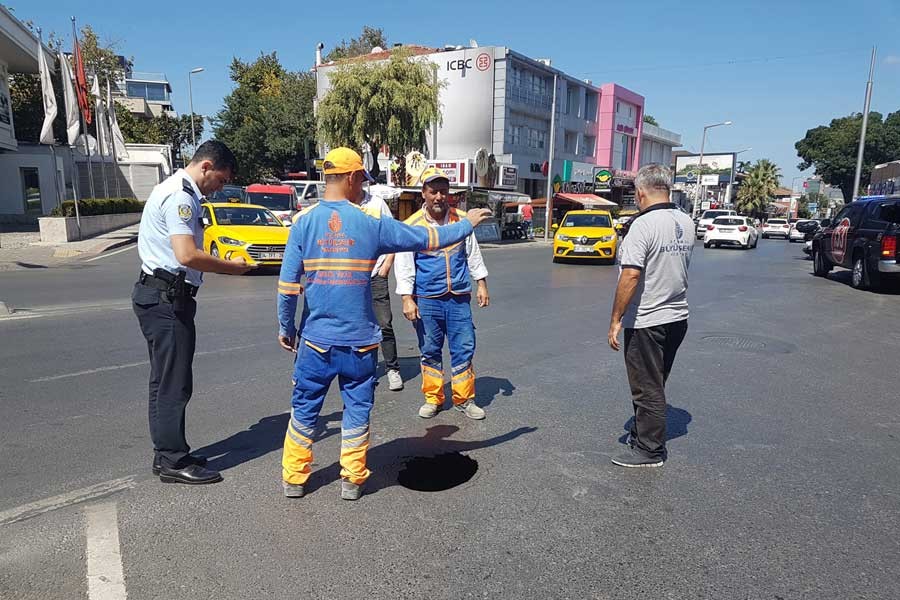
[21,167,41,213]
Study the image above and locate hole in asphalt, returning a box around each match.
[398,452,478,492]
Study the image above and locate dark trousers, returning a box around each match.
[132,282,197,469]
[624,319,688,459]
[370,274,399,371]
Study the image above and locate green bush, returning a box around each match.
[50,198,145,217]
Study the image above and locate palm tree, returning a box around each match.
[737,159,782,219]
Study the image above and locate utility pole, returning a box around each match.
[852,47,876,200]
[543,73,558,242]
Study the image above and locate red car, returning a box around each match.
[245,184,298,225]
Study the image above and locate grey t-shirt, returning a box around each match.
[617,205,694,328]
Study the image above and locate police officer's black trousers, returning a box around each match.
[132,283,196,469]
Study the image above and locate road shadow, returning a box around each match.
[304,424,537,496]
[818,270,900,295]
[198,410,342,472]
[474,376,515,408]
[618,405,692,445]
[14,262,49,269]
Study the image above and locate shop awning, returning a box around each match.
[554,193,618,207]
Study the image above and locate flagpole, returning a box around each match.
[37,28,63,210]
[72,17,94,213]
[106,78,122,197]
[93,77,110,199]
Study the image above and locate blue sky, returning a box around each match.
[19,0,900,187]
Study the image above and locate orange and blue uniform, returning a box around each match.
[277,199,475,486]
[394,207,489,409]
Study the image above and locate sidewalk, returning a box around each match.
[0,224,139,272]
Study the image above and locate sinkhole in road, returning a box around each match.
[398,452,478,492]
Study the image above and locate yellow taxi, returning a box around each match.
[200,202,290,267]
[552,209,618,263]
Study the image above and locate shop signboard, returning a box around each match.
[427,159,472,186]
[495,164,518,189]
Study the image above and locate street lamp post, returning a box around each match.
[692,120,732,218]
[725,148,751,208]
[188,67,204,155]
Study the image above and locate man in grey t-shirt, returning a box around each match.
[608,164,694,468]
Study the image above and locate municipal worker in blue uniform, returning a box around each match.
[133,141,253,485]
[395,167,490,420]
[276,148,492,501]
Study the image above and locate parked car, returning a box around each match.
[696,209,737,240]
[761,218,791,239]
[245,184,299,225]
[552,209,617,263]
[789,219,816,242]
[703,216,759,249]
[199,203,290,267]
[282,180,325,209]
[795,219,822,256]
[812,195,900,290]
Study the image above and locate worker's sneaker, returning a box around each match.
[283,482,305,498]
[387,369,404,391]
[610,447,664,468]
[454,400,485,420]
[341,479,363,501]
[418,403,441,418]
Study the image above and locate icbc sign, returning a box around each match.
[446,53,492,73]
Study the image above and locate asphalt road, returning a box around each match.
[1,237,898,599]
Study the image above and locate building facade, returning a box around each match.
[113,69,175,119]
[315,43,681,203]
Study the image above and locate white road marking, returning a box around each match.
[84,244,137,262]
[0,476,136,526]
[85,501,128,600]
[28,343,266,383]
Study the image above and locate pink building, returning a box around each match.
[596,83,645,173]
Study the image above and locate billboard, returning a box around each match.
[674,153,736,186]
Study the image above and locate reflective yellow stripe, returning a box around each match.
[356,343,379,353]
[304,341,328,353]
[304,266,374,272]
[303,259,376,265]
[278,280,302,288]
[278,288,302,296]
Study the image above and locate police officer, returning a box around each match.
[133,140,253,485]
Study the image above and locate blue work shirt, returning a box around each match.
[277,199,474,347]
[137,169,205,286]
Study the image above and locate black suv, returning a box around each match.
[812,195,900,290]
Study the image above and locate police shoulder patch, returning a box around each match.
[177,204,193,221]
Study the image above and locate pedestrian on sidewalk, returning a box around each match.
[521,202,534,239]
[277,148,492,501]
[133,141,254,485]
[351,187,403,391]
[395,167,490,421]
[607,163,694,468]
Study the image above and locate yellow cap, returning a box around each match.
[420,166,450,185]
[322,147,374,182]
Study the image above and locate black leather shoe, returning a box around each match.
[152,454,208,476]
[158,464,222,485]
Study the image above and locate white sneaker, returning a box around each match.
[387,369,403,391]
[454,400,485,420]
[418,403,440,418]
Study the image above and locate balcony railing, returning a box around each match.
[127,71,169,83]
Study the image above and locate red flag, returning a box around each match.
[73,39,91,125]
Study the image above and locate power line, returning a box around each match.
[579,47,869,77]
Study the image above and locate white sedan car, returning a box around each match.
[761,218,791,239]
[703,216,759,249]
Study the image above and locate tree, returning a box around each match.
[737,160,752,174]
[642,114,658,126]
[316,48,442,184]
[795,110,899,203]
[116,105,203,163]
[736,159,782,218]
[213,52,317,183]
[324,26,388,62]
[79,25,129,89]
[796,192,829,218]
